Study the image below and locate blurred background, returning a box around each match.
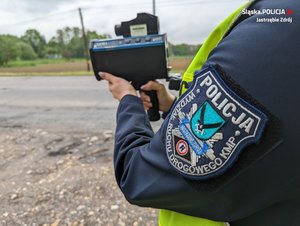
[0,1,244,225]
[0,0,243,74]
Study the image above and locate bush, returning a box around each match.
[0,35,19,66]
[17,42,37,60]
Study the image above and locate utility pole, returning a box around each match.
[152,0,156,15]
[78,8,90,72]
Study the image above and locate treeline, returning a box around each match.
[0,27,110,66]
[168,43,201,57]
[0,27,201,66]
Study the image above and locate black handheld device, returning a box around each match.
[89,13,169,121]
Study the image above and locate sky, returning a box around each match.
[0,0,245,44]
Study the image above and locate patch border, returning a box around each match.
[165,66,268,179]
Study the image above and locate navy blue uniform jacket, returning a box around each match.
[114,0,300,225]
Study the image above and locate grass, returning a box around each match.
[0,71,93,77]
[0,56,192,76]
[4,58,85,68]
[3,57,192,68]
[169,55,194,59]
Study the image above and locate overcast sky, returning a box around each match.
[0,0,245,44]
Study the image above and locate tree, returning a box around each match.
[0,35,19,66]
[87,30,110,41]
[45,37,61,57]
[52,27,81,59]
[21,29,46,58]
[169,43,202,56]
[49,27,110,59]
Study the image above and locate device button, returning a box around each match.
[145,37,151,42]
[135,38,141,42]
[125,39,131,44]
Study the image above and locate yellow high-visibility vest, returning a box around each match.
[160,2,250,226]
[180,2,249,95]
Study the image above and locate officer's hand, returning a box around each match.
[140,81,175,113]
[100,72,137,101]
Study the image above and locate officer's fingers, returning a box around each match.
[99,72,118,84]
[140,91,151,102]
[141,80,163,91]
[142,101,152,110]
[141,80,164,92]
[140,91,152,109]
[107,82,114,93]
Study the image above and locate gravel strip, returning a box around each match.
[0,128,158,226]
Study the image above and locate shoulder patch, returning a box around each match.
[165,66,268,180]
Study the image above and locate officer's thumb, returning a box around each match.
[141,81,162,92]
[99,72,115,83]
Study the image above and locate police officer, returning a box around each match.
[101,0,300,225]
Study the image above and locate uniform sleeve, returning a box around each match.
[113,0,300,224]
[113,94,242,222]
[114,95,183,204]
[114,94,155,189]
[113,95,239,222]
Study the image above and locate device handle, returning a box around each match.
[145,90,161,121]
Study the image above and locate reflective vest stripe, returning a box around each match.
[159,210,227,226]
[179,2,249,96]
[160,2,250,226]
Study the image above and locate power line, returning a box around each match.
[82,0,244,11]
[0,9,77,28]
[0,0,245,28]
[159,0,244,7]
[82,0,244,15]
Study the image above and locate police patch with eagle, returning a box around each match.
[165,67,268,180]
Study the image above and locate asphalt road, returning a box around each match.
[0,76,120,133]
[0,76,163,133]
[0,76,161,225]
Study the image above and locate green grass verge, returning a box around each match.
[0,71,93,77]
[2,56,192,68]
[169,55,194,59]
[0,70,184,77]
[3,58,85,68]
[0,56,188,76]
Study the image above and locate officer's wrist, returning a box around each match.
[118,91,137,101]
[162,97,177,119]
[120,93,139,103]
